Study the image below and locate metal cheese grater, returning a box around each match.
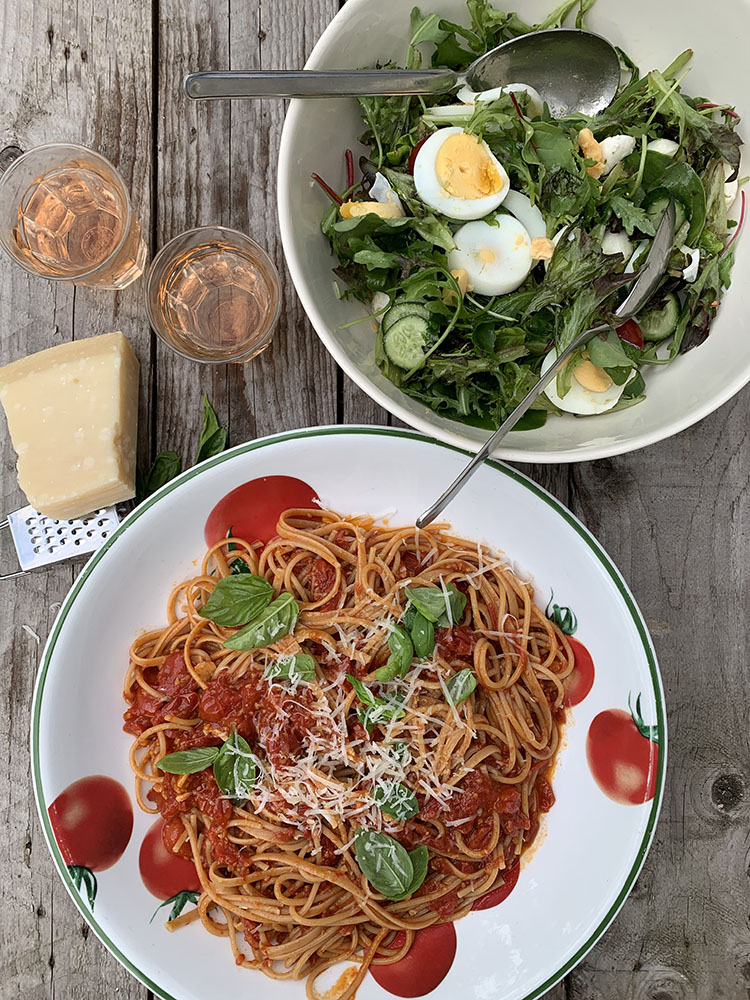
[0,504,124,579]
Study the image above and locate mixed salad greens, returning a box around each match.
[315,0,744,430]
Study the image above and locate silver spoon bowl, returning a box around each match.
[185,28,620,118]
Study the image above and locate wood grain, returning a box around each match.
[2,0,750,998]
[0,0,153,997]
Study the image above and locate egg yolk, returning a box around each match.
[435,133,503,200]
[573,360,613,393]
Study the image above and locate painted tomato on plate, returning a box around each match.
[204,475,318,547]
[48,775,133,872]
[370,924,457,998]
[472,860,520,910]
[563,637,595,707]
[139,818,201,900]
[586,694,659,804]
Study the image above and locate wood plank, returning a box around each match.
[0,0,153,997]
[154,0,339,466]
[561,393,750,998]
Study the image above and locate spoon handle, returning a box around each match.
[184,69,458,100]
[415,324,609,529]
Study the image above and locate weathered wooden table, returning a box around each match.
[2,1,749,998]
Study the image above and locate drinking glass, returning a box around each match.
[0,143,147,289]
[145,226,281,364]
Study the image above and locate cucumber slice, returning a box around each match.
[381,300,430,334]
[639,292,680,342]
[383,315,429,370]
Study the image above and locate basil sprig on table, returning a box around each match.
[265,653,316,683]
[224,592,300,651]
[347,674,405,734]
[372,782,419,821]
[375,625,414,682]
[446,668,477,706]
[157,730,258,803]
[198,574,274,627]
[354,830,428,900]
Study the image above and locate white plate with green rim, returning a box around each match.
[32,426,666,1000]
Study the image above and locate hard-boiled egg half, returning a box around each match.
[413,127,509,220]
[447,215,533,295]
[541,349,633,414]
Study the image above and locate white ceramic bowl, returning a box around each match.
[278,0,749,463]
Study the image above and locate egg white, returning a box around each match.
[456,82,544,117]
[541,348,631,415]
[448,216,533,296]
[413,127,509,221]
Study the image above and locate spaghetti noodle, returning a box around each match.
[123,508,573,998]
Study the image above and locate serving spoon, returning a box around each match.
[415,202,677,530]
[184,27,620,118]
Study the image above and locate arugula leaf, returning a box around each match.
[213,730,257,802]
[586,330,635,369]
[264,653,316,683]
[445,668,477,706]
[372,781,419,821]
[156,746,220,774]
[195,395,227,464]
[609,196,656,236]
[198,574,274,627]
[224,593,300,650]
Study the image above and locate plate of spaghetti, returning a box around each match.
[32,426,665,1000]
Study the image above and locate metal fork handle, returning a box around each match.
[184,69,458,100]
[416,324,609,529]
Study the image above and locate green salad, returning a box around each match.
[314,0,744,428]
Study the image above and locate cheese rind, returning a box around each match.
[0,331,139,519]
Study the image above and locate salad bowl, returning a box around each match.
[278,0,750,463]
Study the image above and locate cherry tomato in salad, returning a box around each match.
[204,475,318,547]
[471,860,520,910]
[48,775,133,872]
[616,318,644,349]
[139,818,201,900]
[563,637,595,707]
[407,137,429,174]
[370,924,457,997]
[586,697,658,804]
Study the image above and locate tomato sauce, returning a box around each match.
[435,626,476,660]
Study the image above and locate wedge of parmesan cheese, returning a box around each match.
[0,331,139,519]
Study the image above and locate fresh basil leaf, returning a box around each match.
[142,451,181,501]
[411,613,435,659]
[446,668,477,706]
[434,584,467,627]
[224,593,300,650]
[213,730,257,802]
[195,395,227,464]
[386,740,412,767]
[230,557,251,574]
[375,626,414,682]
[265,653,316,683]
[347,673,379,707]
[404,586,449,623]
[401,604,418,630]
[400,845,429,899]
[198,574,274,627]
[157,746,220,774]
[353,829,415,900]
[372,782,419,821]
